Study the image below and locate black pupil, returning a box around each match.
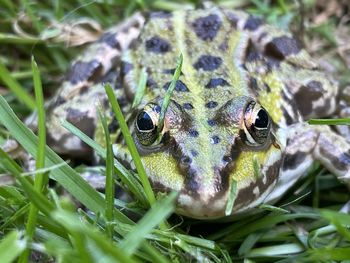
[137,111,154,131]
[255,109,269,128]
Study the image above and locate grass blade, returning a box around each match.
[105,83,156,206]
[308,118,350,125]
[19,57,48,263]
[0,231,25,263]
[0,61,36,110]
[97,107,115,239]
[120,192,177,255]
[52,210,139,263]
[157,53,183,135]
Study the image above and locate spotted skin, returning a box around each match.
[37,6,350,219]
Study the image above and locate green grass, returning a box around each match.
[0,0,350,262]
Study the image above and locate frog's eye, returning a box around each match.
[135,105,160,146]
[243,101,270,145]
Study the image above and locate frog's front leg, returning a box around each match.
[266,123,350,203]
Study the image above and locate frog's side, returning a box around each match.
[41,6,350,219]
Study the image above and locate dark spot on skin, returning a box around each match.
[101,70,119,88]
[66,108,95,139]
[163,80,189,92]
[117,96,129,108]
[211,135,220,144]
[207,119,217,126]
[51,95,66,108]
[282,108,295,126]
[283,151,307,170]
[79,85,89,95]
[108,118,119,133]
[189,129,199,137]
[98,32,120,49]
[205,101,218,109]
[193,55,222,71]
[205,78,229,88]
[266,57,281,69]
[183,103,194,110]
[185,169,200,193]
[146,76,158,89]
[219,41,229,51]
[214,140,243,197]
[244,15,263,31]
[163,68,183,75]
[265,36,301,60]
[153,105,161,113]
[250,77,259,90]
[192,14,222,41]
[67,60,102,85]
[264,83,271,93]
[145,36,171,53]
[294,80,324,116]
[121,62,133,75]
[245,40,261,62]
[163,68,175,74]
[191,150,198,157]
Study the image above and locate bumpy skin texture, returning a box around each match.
[42,6,350,219]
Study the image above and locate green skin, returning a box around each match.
[39,6,350,219]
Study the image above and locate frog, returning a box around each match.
[33,5,350,219]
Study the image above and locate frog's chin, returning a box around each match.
[175,180,277,220]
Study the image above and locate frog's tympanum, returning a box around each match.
[41,6,350,219]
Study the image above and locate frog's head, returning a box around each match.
[132,96,283,219]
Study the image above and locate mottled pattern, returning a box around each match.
[42,6,349,219]
[192,14,222,41]
[145,36,171,53]
[205,78,229,88]
[265,36,301,59]
[67,60,101,84]
[193,55,223,71]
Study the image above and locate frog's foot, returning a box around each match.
[313,125,350,184]
[266,123,350,203]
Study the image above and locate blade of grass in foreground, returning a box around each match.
[120,192,177,255]
[0,61,36,110]
[0,95,131,223]
[52,210,139,263]
[157,53,183,136]
[0,231,25,263]
[308,118,350,125]
[105,83,156,207]
[98,107,115,239]
[19,57,47,263]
